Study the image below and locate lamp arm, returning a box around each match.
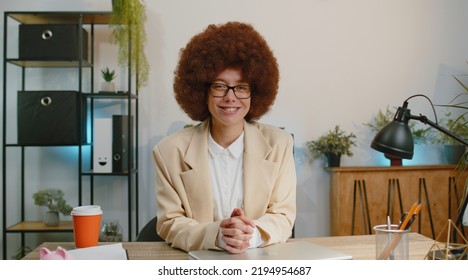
[409,114,468,146]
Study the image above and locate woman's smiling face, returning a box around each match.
[208,68,251,129]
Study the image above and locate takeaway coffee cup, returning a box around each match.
[71,205,103,248]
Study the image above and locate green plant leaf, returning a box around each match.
[33,189,73,216]
[110,0,148,89]
[453,76,468,93]
[306,125,357,158]
[101,67,116,82]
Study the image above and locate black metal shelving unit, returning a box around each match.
[2,11,139,259]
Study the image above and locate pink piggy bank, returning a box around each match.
[39,247,73,260]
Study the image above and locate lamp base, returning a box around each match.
[385,154,402,166]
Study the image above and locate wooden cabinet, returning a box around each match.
[329,165,467,241]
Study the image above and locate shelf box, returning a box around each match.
[19,24,89,61]
[18,91,87,145]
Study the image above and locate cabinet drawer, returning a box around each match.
[19,24,88,60]
[18,91,87,145]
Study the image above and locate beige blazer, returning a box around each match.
[152,119,296,252]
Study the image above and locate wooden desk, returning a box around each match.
[298,233,434,260]
[22,233,434,260]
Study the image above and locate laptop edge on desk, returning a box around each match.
[188,241,353,260]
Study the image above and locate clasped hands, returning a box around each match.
[219,208,256,254]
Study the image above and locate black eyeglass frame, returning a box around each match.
[208,83,252,99]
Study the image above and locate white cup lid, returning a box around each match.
[71,205,102,216]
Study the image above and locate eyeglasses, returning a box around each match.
[208,83,251,99]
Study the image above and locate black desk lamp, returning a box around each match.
[370,94,468,235]
[371,94,468,159]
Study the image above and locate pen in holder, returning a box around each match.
[374,224,410,260]
[375,202,422,260]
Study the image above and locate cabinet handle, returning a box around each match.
[41,29,53,40]
[40,96,52,106]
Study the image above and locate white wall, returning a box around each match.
[1,0,467,258]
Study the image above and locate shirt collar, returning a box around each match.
[208,131,244,158]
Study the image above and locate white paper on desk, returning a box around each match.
[68,243,128,260]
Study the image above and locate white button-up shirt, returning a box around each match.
[208,132,263,249]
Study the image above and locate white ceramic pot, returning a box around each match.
[101,81,115,92]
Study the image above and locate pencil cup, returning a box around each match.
[71,205,103,248]
[373,224,410,260]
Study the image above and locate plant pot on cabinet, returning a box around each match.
[43,211,60,226]
[326,153,341,167]
[444,144,466,164]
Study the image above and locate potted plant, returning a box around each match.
[32,189,73,226]
[12,246,32,260]
[306,125,357,167]
[432,76,468,163]
[100,67,116,92]
[110,0,149,90]
[435,74,468,228]
[99,220,123,242]
[364,106,432,165]
[428,111,468,164]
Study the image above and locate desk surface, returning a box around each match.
[23,233,435,260]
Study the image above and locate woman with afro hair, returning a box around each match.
[153,22,296,254]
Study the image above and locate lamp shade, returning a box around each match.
[370,105,414,159]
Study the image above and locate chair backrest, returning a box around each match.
[136,217,165,242]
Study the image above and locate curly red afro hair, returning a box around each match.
[173,22,279,122]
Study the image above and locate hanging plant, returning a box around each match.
[110,0,149,89]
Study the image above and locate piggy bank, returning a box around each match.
[39,247,73,260]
